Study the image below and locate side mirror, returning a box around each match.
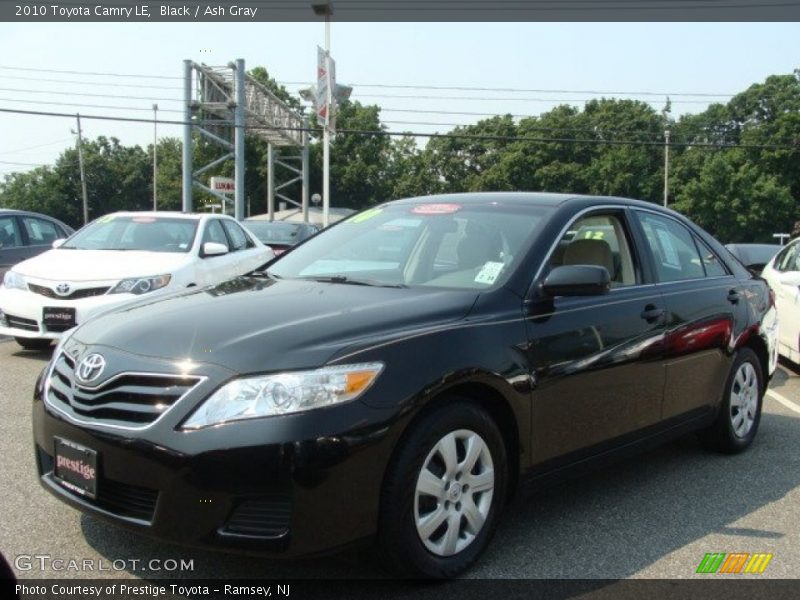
[202,242,228,257]
[52,239,65,249]
[542,265,610,297]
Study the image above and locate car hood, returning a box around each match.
[72,277,478,373]
[14,249,192,281]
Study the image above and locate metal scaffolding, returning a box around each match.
[181,59,309,221]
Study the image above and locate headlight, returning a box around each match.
[182,362,384,429]
[110,274,171,295]
[2,271,27,290]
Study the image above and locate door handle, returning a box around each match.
[727,289,740,304]
[640,305,665,323]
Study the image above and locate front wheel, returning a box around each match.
[378,400,507,578]
[701,348,763,453]
[15,337,52,351]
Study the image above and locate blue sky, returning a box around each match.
[0,22,798,175]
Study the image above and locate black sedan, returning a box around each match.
[725,243,782,275]
[0,209,73,279]
[242,220,319,255]
[33,193,777,577]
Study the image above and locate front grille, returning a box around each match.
[46,352,201,427]
[37,447,158,522]
[222,495,291,537]
[29,284,110,300]
[4,312,39,332]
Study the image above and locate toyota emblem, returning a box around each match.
[55,283,72,296]
[76,353,106,383]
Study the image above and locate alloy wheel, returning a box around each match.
[730,362,759,438]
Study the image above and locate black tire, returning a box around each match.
[700,348,764,453]
[377,399,507,578]
[15,337,52,351]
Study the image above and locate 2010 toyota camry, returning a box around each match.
[33,193,777,578]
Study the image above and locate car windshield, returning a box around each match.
[269,202,551,290]
[244,221,306,244]
[62,215,198,253]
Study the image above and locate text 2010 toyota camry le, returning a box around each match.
[33,193,777,577]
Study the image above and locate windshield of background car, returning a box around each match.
[244,222,305,244]
[269,202,551,290]
[62,216,198,253]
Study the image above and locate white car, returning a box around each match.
[762,237,800,364]
[0,212,273,350]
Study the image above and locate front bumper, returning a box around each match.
[0,286,131,340]
[32,366,404,556]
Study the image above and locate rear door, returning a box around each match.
[526,208,668,465]
[631,210,743,421]
[0,215,28,279]
[220,218,267,273]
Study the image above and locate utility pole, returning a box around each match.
[663,129,671,208]
[322,8,331,228]
[152,103,158,211]
[74,114,89,225]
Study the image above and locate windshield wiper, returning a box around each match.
[249,270,282,280]
[302,275,408,288]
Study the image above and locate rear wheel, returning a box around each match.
[701,348,763,453]
[378,400,507,578]
[15,337,52,351]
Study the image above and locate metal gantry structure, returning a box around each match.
[181,59,310,221]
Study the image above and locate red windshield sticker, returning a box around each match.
[132,217,156,223]
[411,203,461,215]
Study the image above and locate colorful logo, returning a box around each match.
[696,552,773,574]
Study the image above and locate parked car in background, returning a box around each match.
[725,243,781,275]
[33,193,776,577]
[0,209,74,280]
[242,220,319,255]
[761,237,800,364]
[0,212,272,350]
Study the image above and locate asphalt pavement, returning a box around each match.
[1,337,799,580]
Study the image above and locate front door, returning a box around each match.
[526,209,667,466]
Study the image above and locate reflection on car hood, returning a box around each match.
[73,277,478,373]
[14,249,192,281]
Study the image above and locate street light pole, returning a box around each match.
[152,103,158,211]
[663,129,670,208]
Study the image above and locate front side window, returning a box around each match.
[62,216,198,253]
[0,216,22,248]
[221,220,250,251]
[270,203,551,290]
[202,220,229,250]
[548,213,638,287]
[774,240,800,273]
[635,212,707,282]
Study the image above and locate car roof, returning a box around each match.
[383,192,678,213]
[104,211,220,220]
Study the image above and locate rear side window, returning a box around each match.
[634,212,705,282]
[694,236,729,277]
[0,216,22,248]
[21,216,60,246]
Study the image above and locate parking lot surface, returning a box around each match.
[1,337,799,580]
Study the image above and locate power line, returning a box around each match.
[0,159,48,167]
[281,81,737,98]
[0,65,184,80]
[0,96,185,114]
[354,92,715,105]
[0,106,796,150]
[0,138,73,155]
[0,87,182,103]
[2,73,184,92]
